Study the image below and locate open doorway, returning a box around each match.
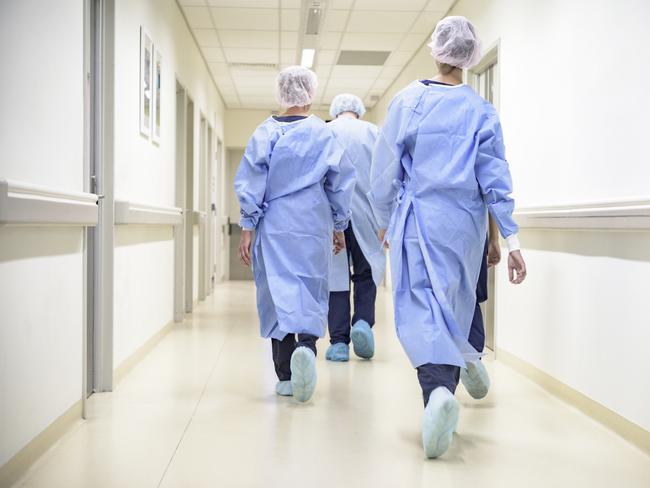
[469,43,500,352]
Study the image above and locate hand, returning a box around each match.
[333,231,346,255]
[378,229,389,249]
[487,238,501,267]
[239,230,253,266]
[508,250,527,284]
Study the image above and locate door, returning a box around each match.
[174,81,186,322]
[184,98,195,312]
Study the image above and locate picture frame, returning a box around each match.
[139,27,153,138]
[152,49,162,144]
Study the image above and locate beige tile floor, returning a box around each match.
[13,281,650,488]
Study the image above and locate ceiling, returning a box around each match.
[178,0,455,111]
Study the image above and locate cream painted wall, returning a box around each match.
[367,0,650,430]
[0,0,85,467]
[225,109,331,148]
[112,0,226,366]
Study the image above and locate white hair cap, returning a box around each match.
[428,16,482,69]
[329,93,366,118]
[276,66,318,108]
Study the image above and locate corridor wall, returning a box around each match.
[112,0,226,368]
[0,0,86,470]
[367,0,650,433]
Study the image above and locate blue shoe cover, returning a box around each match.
[350,320,374,359]
[290,347,317,403]
[275,381,293,396]
[460,360,490,399]
[422,387,459,459]
[325,343,349,362]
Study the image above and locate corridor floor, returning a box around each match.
[13,282,650,487]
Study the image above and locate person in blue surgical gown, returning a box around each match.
[325,93,386,362]
[235,66,355,403]
[369,16,527,458]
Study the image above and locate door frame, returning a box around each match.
[468,41,501,354]
[184,96,195,313]
[83,0,115,409]
[174,80,187,323]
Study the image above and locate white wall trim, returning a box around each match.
[0,178,98,226]
[114,199,182,225]
[193,209,206,226]
[515,197,650,230]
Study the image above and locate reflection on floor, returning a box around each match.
[13,282,650,487]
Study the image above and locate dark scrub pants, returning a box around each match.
[327,224,377,345]
[271,334,317,381]
[417,240,488,406]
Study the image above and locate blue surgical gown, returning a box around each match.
[370,81,518,369]
[328,117,386,292]
[235,115,355,341]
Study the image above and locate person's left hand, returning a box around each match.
[488,238,501,267]
[333,231,346,255]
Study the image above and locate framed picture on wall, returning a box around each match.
[139,27,153,138]
[152,49,162,144]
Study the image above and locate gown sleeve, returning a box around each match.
[324,136,356,232]
[475,113,519,239]
[369,99,407,229]
[234,125,272,230]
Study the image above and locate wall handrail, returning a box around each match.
[515,197,650,230]
[114,199,183,226]
[0,178,99,227]
[192,210,206,226]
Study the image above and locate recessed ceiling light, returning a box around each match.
[301,49,316,68]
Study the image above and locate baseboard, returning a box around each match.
[0,400,82,487]
[114,319,177,385]
[498,348,650,455]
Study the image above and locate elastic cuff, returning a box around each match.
[239,218,256,230]
[334,221,349,232]
[506,234,520,253]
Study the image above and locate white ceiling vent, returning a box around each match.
[305,5,323,35]
[337,51,391,66]
[228,62,278,72]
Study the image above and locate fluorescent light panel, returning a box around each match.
[301,48,316,68]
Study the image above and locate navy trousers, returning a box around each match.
[327,224,377,345]
[271,334,317,381]
[417,240,488,406]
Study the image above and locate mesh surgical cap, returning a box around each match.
[329,93,366,118]
[428,16,482,69]
[276,66,318,108]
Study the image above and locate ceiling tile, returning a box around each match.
[281,9,300,30]
[379,66,404,78]
[425,0,455,11]
[231,72,278,86]
[236,84,276,96]
[223,48,279,64]
[410,10,444,34]
[385,51,412,66]
[340,33,402,51]
[325,77,377,90]
[329,65,382,78]
[346,11,418,33]
[207,0,278,7]
[371,78,395,91]
[398,33,427,51]
[319,32,342,49]
[323,10,350,32]
[281,31,298,49]
[281,0,301,7]
[315,64,332,78]
[179,0,206,5]
[182,6,214,28]
[210,8,278,30]
[194,29,221,47]
[209,63,230,76]
[219,30,278,48]
[281,49,297,64]
[353,0,427,10]
[330,0,354,8]
[202,47,225,62]
[317,50,338,65]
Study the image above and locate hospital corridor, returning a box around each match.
[1,0,650,487]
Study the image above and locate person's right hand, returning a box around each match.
[508,250,527,284]
[239,230,252,266]
[333,231,346,255]
[378,229,389,249]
